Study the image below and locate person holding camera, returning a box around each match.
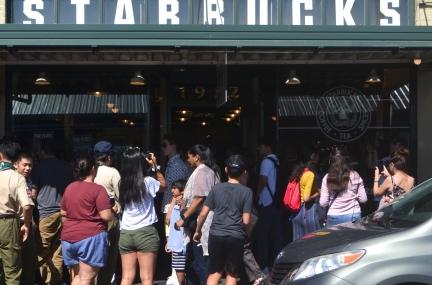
[60,155,115,285]
[118,148,167,285]
[93,141,121,285]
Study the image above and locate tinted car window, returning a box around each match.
[363,179,432,229]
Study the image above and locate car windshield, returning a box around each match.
[362,178,432,229]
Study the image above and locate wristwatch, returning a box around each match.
[180,213,187,220]
[151,165,161,172]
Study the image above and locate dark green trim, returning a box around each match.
[409,0,416,27]
[0,25,432,48]
[410,64,418,181]
[5,71,12,134]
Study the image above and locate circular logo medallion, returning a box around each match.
[316,86,371,142]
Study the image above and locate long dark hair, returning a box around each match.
[119,148,146,208]
[288,144,316,182]
[188,144,219,179]
[326,146,351,193]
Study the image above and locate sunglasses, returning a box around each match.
[161,144,170,149]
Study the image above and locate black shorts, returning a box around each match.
[208,234,244,275]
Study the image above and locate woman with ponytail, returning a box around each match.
[174,144,220,285]
[291,145,321,240]
[374,147,414,207]
[61,155,114,285]
[320,146,367,228]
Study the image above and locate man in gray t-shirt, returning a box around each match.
[194,155,253,285]
[31,138,74,285]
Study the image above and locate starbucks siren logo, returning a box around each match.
[316,86,371,142]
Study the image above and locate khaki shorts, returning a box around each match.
[119,226,159,254]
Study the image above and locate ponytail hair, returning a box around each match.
[188,144,219,179]
[389,147,410,171]
[74,155,97,181]
[326,146,351,193]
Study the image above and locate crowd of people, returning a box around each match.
[0,133,414,285]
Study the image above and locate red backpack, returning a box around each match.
[283,170,309,212]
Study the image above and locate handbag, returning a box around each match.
[180,208,198,229]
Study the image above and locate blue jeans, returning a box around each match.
[256,203,283,270]
[185,241,209,285]
[325,212,361,228]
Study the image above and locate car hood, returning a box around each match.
[276,220,402,263]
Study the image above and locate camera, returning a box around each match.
[143,151,152,160]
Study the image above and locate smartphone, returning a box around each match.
[109,196,115,207]
[377,160,384,172]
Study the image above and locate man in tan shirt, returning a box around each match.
[0,141,34,285]
[93,141,121,285]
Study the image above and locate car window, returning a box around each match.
[365,179,432,229]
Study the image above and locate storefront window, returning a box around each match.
[277,67,410,191]
[10,71,149,166]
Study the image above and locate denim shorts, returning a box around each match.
[62,232,108,267]
[325,212,362,228]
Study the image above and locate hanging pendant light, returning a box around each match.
[285,70,301,85]
[365,69,381,83]
[87,79,108,97]
[414,51,422,65]
[130,71,146,85]
[34,72,51,85]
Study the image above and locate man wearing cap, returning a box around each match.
[193,155,253,285]
[93,141,121,285]
[32,138,75,285]
[0,141,34,285]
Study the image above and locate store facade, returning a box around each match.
[0,0,431,184]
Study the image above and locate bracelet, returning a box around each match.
[374,180,379,183]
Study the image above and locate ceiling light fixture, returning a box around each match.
[123,119,128,124]
[87,79,108,97]
[111,108,119,113]
[180,118,185,122]
[285,70,301,85]
[202,122,206,126]
[129,122,134,126]
[34,72,51,85]
[414,51,422,65]
[365,69,381,83]
[107,103,114,108]
[226,118,231,122]
[130,71,146,85]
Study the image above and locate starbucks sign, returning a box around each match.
[316,86,371,142]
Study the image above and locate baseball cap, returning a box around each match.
[227,155,246,177]
[94,141,115,157]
